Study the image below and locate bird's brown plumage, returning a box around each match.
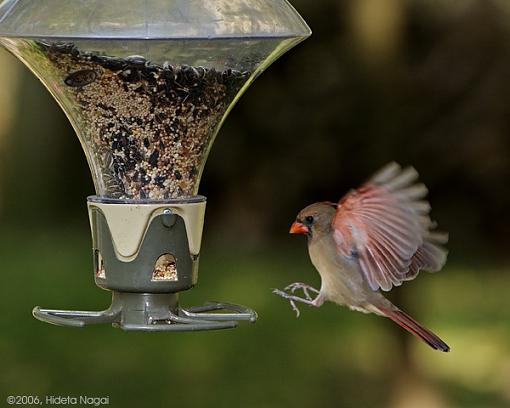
[278,162,450,352]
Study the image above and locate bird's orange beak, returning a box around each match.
[290,221,309,235]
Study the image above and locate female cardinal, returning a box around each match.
[273,162,450,352]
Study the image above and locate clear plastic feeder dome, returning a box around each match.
[0,0,310,200]
[0,0,311,331]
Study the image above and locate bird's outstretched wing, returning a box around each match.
[332,162,447,292]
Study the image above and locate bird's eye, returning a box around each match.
[305,215,314,224]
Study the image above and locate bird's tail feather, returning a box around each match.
[375,305,450,352]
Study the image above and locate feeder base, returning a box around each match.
[32,292,257,331]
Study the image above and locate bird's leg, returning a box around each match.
[272,283,323,317]
[284,282,320,301]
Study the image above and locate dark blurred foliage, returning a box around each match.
[1,0,510,262]
[204,0,510,258]
[1,0,508,266]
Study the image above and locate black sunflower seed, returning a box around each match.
[64,70,97,87]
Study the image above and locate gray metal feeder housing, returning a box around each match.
[0,0,310,331]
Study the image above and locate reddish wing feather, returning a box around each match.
[332,163,447,292]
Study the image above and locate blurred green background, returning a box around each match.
[1,0,510,407]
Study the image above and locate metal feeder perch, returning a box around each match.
[0,0,310,331]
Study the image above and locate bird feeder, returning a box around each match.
[0,0,310,331]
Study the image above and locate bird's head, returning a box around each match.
[290,202,337,238]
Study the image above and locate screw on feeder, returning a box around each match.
[161,208,176,228]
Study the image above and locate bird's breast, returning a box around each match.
[308,234,368,305]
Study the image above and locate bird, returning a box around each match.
[273,162,450,352]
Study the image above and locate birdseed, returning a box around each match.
[36,41,249,199]
[152,254,178,281]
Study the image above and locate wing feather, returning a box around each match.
[332,162,448,291]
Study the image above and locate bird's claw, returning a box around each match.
[272,288,301,317]
[272,282,322,317]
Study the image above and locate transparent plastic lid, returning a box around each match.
[0,0,311,40]
[0,0,311,200]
